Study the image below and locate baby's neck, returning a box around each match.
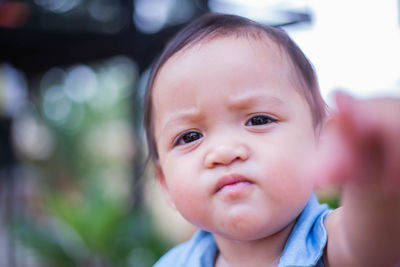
[213,221,295,267]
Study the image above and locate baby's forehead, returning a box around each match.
[156,32,300,93]
[175,31,287,63]
[153,33,305,107]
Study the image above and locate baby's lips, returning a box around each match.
[215,173,252,193]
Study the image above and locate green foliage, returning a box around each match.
[318,193,340,209]
[10,56,170,266]
[11,190,170,267]
[12,219,79,267]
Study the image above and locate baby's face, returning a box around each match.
[152,36,317,241]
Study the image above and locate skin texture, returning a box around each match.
[151,34,400,266]
[152,36,317,266]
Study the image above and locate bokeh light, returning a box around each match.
[209,0,310,25]
[12,115,55,160]
[133,0,173,34]
[64,65,98,103]
[88,0,121,23]
[34,0,82,14]
[133,0,195,34]
[42,85,73,124]
[0,63,28,118]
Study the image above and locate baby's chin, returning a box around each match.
[213,226,289,244]
[209,214,296,242]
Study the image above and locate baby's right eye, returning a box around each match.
[174,131,203,146]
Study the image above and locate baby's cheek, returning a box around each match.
[268,154,314,202]
[169,179,209,226]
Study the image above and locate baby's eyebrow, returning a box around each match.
[228,92,284,109]
[160,108,201,134]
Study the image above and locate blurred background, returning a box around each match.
[0,0,399,266]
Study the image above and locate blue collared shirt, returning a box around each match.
[154,194,331,267]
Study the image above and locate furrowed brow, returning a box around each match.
[228,92,284,109]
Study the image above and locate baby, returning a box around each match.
[144,13,400,267]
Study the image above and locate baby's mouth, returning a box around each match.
[215,174,253,194]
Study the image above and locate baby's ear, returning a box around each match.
[155,164,176,209]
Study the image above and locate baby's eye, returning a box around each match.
[175,131,203,146]
[246,115,276,126]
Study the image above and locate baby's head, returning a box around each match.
[145,13,326,162]
[144,13,327,240]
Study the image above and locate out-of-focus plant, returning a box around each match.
[10,56,170,266]
[12,189,168,267]
[317,188,340,210]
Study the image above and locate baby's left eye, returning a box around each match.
[246,115,276,126]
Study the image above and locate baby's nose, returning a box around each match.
[204,143,249,168]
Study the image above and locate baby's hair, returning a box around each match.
[144,13,326,161]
